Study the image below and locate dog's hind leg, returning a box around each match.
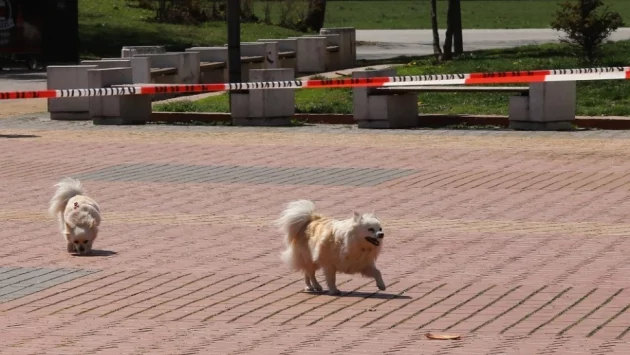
[324,267,341,296]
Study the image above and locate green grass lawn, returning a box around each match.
[79,0,302,58]
[257,0,630,30]
[154,40,630,117]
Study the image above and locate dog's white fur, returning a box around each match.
[48,178,101,255]
[277,200,386,295]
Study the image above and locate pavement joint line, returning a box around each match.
[416,285,496,330]
[306,280,402,327]
[172,275,283,321]
[528,288,598,336]
[278,280,374,326]
[26,271,149,314]
[252,279,354,325]
[110,272,219,318]
[589,302,630,338]
[0,269,86,299]
[201,277,301,322]
[360,283,445,328]
[500,287,572,334]
[388,283,473,329]
[470,285,548,333]
[0,270,114,310]
[558,288,625,336]
[443,285,522,331]
[74,272,192,316]
[142,273,254,319]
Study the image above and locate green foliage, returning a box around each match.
[551,0,624,62]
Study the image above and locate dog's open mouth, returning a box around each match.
[365,237,380,246]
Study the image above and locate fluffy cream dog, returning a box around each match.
[48,178,101,255]
[277,200,386,295]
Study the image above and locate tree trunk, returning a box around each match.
[453,0,463,55]
[304,0,327,32]
[430,0,442,59]
[441,0,455,60]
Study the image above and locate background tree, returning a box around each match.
[430,0,443,60]
[551,0,623,63]
[441,0,463,61]
[304,0,327,32]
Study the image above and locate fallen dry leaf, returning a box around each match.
[425,332,461,340]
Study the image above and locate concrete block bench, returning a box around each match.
[352,68,418,129]
[353,68,576,130]
[134,52,200,85]
[121,45,166,58]
[47,65,98,120]
[80,58,151,84]
[257,39,297,71]
[508,82,576,130]
[320,27,356,69]
[87,67,151,125]
[186,47,228,84]
[230,68,295,126]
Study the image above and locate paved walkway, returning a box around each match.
[2,116,630,353]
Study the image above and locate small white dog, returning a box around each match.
[277,200,386,295]
[48,178,101,255]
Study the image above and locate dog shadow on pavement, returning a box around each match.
[0,134,40,139]
[71,250,117,257]
[332,291,412,299]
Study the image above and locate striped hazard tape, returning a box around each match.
[1,66,628,100]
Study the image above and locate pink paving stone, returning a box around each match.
[3,120,630,352]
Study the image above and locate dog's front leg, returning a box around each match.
[66,241,75,253]
[324,267,341,296]
[363,264,386,291]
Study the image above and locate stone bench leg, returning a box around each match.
[320,27,356,69]
[294,37,327,74]
[509,81,576,130]
[231,68,295,126]
[186,47,228,84]
[47,65,98,120]
[353,68,418,129]
[88,68,151,125]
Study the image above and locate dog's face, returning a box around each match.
[65,223,98,255]
[353,212,384,247]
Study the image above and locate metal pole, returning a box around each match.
[227,0,241,110]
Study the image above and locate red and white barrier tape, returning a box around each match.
[1,66,629,100]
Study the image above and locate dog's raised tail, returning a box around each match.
[276,199,316,246]
[48,177,86,219]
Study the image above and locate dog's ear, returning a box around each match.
[353,211,362,222]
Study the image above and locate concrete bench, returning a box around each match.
[320,27,356,69]
[257,39,297,71]
[134,52,200,85]
[187,46,273,83]
[353,68,576,130]
[230,68,295,126]
[121,45,166,58]
[81,58,151,84]
[47,65,98,120]
[87,67,151,125]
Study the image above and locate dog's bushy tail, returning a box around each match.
[48,177,85,222]
[277,200,316,268]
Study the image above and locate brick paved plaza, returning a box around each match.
[2,115,630,353]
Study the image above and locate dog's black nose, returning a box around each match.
[376,232,384,238]
[78,246,85,252]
